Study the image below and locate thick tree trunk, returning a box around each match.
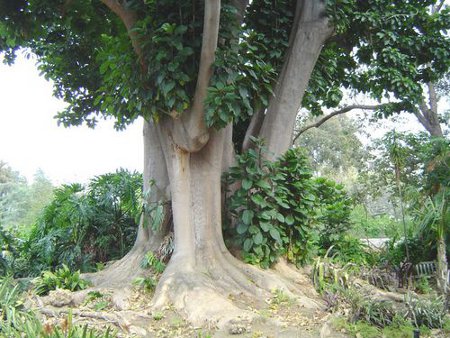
[90,0,325,327]
[258,0,333,160]
[86,120,171,287]
[144,122,322,327]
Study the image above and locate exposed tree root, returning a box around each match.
[83,243,152,288]
[150,250,324,329]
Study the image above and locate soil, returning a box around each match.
[27,278,348,338]
[24,270,449,338]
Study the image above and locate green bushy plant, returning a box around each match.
[312,248,353,293]
[381,235,436,267]
[33,264,90,296]
[224,142,354,268]
[0,225,16,275]
[141,251,166,274]
[223,143,318,268]
[328,235,380,267]
[1,277,114,337]
[17,169,142,277]
[404,294,447,329]
[314,178,352,249]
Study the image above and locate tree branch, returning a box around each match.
[100,0,145,68]
[257,0,334,160]
[171,0,221,152]
[414,105,432,132]
[188,0,221,135]
[292,104,385,143]
[418,88,443,137]
[428,82,438,114]
[242,109,265,152]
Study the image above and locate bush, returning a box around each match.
[33,264,90,296]
[314,177,353,250]
[404,294,447,329]
[224,143,354,268]
[381,235,436,267]
[224,145,317,267]
[16,169,142,276]
[328,235,380,267]
[0,277,114,337]
[0,226,17,275]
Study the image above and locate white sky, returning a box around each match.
[0,53,143,184]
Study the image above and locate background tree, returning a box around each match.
[2,0,450,325]
[0,161,30,230]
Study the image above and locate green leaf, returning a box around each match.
[162,81,175,96]
[269,228,281,243]
[239,87,249,99]
[260,222,270,232]
[251,194,266,207]
[256,180,271,190]
[248,225,259,234]
[242,179,252,190]
[285,215,294,225]
[236,223,249,234]
[276,213,285,223]
[243,238,253,252]
[242,209,254,225]
[253,232,263,245]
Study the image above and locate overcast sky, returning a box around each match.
[0,53,143,184]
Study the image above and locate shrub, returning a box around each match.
[404,294,447,329]
[311,249,353,293]
[381,235,436,267]
[314,177,352,250]
[33,264,90,296]
[18,169,142,276]
[328,235,380,267]
[223,145,318,268]
[0,277,114,337]
[0,226,17,275]
[141,251,166,274]
[224,142,353,268]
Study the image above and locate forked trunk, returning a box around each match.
[258,0,332,160]
[158,121,228,267]
[148,122,322,327]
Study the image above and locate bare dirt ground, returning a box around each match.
[27,282,347,338]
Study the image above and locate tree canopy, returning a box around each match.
[1,0,449,135]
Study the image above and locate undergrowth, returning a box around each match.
[0,277,115,338]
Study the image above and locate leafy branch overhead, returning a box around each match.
[2,1,449,131]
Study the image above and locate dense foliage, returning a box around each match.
[1,1,449,135]
[223,142,353,268]
[2,169,142,277]
[0,277,115,337]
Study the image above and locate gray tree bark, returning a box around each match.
[259,0,333,160]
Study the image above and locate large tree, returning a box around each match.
[1,0,449,326]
